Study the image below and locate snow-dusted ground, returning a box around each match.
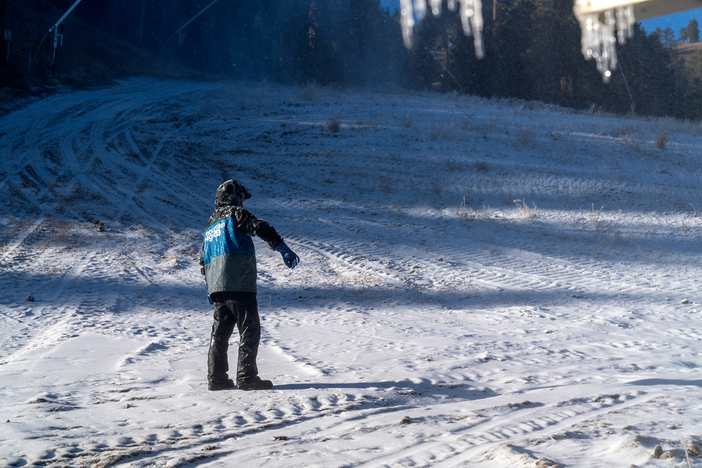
[2,78,702,467]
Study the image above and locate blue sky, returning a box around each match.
[639,8,702,37]
[380,0,398,11]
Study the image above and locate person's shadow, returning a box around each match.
[272,378,498,401]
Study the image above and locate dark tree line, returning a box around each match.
[24,0,406,88]
[2,0,702,119]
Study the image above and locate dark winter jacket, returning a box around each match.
[200,205,283,296]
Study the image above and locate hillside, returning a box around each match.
[2,79,702,467]
[671,41,702,58]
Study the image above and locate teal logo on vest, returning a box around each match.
[203,218,255,266]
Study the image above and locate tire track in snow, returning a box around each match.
[122,129,211,210]
[0,225,100,363]
[0,217,44,264]
[92,386,650,468]
[63,393,376,468]
[264,194,658,304]
[290,236,406,289]
[1,79,215,221]
[351,389,649,467]
[403,242,662,300]
[113,129,176,223]
[289,219,664,304]
[290,208,682,305]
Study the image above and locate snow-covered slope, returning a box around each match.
[2,79,702,467]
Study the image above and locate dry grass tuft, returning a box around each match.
[653,131,668,150]
[328,118,341,133]
[514,199,537,219]
[398,112,415,129]
[473,160,489,172]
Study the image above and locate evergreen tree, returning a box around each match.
[614,24,679,117]
[480,0,534,99]
[680,26,689,42]
[682,19,700,43]
[661,27,677,47]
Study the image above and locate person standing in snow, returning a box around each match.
[200,179,299,391]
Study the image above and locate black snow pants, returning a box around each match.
[208,291,260,384]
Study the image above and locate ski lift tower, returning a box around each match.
[175,0,221,44]
[48,0,85,76]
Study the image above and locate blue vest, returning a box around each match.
[203,218,257,294]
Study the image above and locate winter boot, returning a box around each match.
[237,376,273,390]
[208,378,235,391]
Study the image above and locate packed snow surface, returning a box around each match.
[2,79,702,467]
